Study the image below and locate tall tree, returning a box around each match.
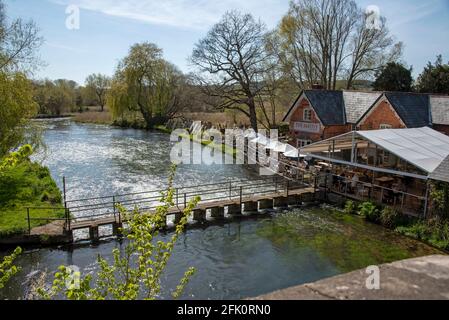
[0,72,37,157]
[416,55,449,94]
[190,11,271,132]
[0,1,42,157]
[372,62,413,92]
[275,0,402,90]
[85,73,111,112]
[0,0,43,73]
[108,42,188,128]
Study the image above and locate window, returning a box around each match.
[303,109,312,121]
[298,139,312,147]
[380,124,392,129]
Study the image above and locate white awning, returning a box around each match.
[251,135,270,145]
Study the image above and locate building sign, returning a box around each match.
[293,122,321,133]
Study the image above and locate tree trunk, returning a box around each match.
[248,100,258,132]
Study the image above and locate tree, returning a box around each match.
[372,62,413,92]
[416,55,449,94]
[190,11,271,132]
[108,43,188,128]
[275,0,402,90]
[0,0,43,73]
[85,74,111,112]
[33,79,78,116]
[0,1,42,158]
[0,72,37,157]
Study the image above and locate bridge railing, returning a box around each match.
[24,174,315,234]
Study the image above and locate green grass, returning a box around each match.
[0,161,64,237]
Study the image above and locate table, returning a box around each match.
[375,177,395,183]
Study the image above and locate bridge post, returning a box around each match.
[89,224,100,242]
[113,196,116,221]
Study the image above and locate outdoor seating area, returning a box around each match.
[299,127,449,217]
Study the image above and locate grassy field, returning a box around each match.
[0,161,64,237]
[71,106,113,125]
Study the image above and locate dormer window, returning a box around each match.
[303,109,312,122]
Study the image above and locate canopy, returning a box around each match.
[302,127,449,174]
[357,127,449,173]
[250,135,270,146]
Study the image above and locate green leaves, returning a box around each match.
[0,247,22,289]
[39,165,199,300]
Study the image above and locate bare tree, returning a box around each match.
[0,0,43,73]
[190,11,272,131]
[275,0,401,90]
[86,74,111,112]
[345,15,403,89]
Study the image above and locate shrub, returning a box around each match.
[380,207,402,228]
[343,200,355,215]
[358,202,380,222]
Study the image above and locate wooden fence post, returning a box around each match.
[27,208,31,235]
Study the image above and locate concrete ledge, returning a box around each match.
[251,255,449,300]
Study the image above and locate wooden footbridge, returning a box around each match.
[26,175,318,243]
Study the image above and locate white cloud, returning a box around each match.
[50,0,288,29]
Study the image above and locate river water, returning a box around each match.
[0,119,443,300]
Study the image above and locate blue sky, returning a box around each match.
[5,0,449,84]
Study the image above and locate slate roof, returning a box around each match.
[284,90,446,128]
[303,90,345,125]
[343,91,382,124]
[430,96,449,125]
[384,92,432,128]
[430,155,449,183]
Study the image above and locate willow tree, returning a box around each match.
[108,42,187,128]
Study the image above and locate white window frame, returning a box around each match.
[380,124,392,129]
[298,139,313,148]
[303,109,312,122]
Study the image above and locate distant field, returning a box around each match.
[71,106,113,125]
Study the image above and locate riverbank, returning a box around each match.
[0,160,64,238]
[253,255,449,300]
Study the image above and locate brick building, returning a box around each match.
[283,90,449,146]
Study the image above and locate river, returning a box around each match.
[0,119,443,300]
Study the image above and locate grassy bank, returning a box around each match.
[0,161,64,237]
[343,200,449,251]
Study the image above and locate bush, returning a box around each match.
[343,200,355,215]
[380,207,403,228]
[358,202,380,222]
